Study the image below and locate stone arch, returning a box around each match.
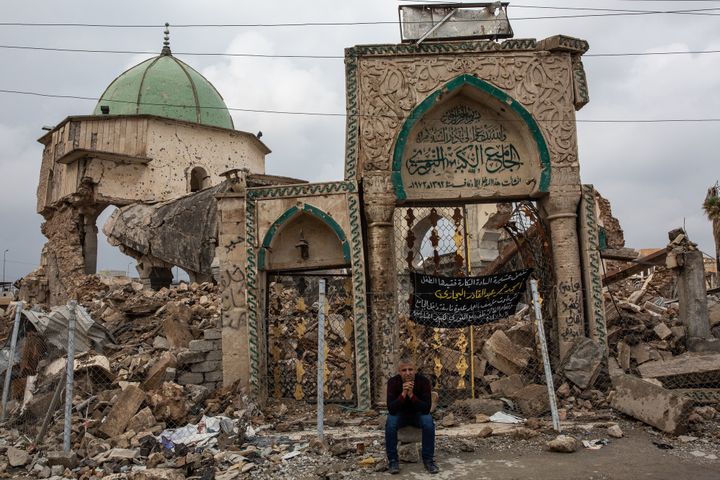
[259,204,351,271]
[188,166,211,193]
[391,74,551,201]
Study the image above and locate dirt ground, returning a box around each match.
[362,425,719,480]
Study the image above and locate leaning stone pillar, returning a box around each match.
[363,172,398,405]
[543,189,585,360]
[667,229,719,352]
[216,171,252,392]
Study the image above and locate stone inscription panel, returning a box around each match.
[400,95,541,201]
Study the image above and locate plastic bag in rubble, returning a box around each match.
[489,412,525,424]
[158,415,235,449]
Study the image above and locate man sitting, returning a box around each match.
[385,357,439,474]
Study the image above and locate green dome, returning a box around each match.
[93,49,234,130]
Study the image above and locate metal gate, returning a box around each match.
[394,201,555,410]
[266,274,357,404]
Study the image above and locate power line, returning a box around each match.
[1,87,719,123]
[1,43,718,59]
[0,5,718,28]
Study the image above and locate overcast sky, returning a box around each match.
[0,0,718,283]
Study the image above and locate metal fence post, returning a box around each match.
[64,300,77,452]
[530,280,561,432]
[1,301,23,421]
[317,279,326,441]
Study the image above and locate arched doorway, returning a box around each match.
[260,205,357,404]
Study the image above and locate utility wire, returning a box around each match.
[0,5,719,28]
[1,88,719,123]
[0,43,718,59]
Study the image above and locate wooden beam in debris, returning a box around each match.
[602,248,668,286]
[599,247,639,262]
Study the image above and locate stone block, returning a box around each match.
[205,350,223,361]
[397,426,422,443]
[203,329,222,340]
[398,443,419,463]
[142,352,177,391]
[46,450,78,468]
[177,372,204,385]
[563,337,603,389]
[513,384,550,417]
[99,385,146,438]
[204,370,223,382]
[489,374,525,396]
[126,407,156,435]
[177,350,206,365]
[189,339,216,353]
[610,373,693,434]
[7,447,29,467]
[482,330,531,376]
[162,303,194,349]
[191,360,221,373]
[654,322,673,340]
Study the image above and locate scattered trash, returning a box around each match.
[489,411,525,424]
[582,439,609,450]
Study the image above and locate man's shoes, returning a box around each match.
[388,460,400,474]
[424,460,440,474]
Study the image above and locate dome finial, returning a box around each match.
[161,22,172,56]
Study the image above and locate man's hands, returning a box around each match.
[401,380,414,398]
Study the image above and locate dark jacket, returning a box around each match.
[386,373,432,416]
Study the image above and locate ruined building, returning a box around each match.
[24,6,611,410]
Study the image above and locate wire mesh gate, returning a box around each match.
[394,205,476,409]
[393,201,557,416]
[266,273,357,404]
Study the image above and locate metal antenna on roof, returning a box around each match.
[161,22,171,56]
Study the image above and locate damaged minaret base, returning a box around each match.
[666,228,720,353]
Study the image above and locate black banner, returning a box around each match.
[409,269,533,328]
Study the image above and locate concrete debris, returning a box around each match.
[609,373,694,434]
[607,425,623,438]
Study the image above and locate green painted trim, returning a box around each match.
[390,74,551,200]
[248,181,355,200]
[258,204,351,270]
[346,192,372,409]
[302,204,352,263]
[245,199,260,394]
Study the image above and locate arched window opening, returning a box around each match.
[189,166,210,193]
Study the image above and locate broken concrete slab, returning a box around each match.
[637,352,720,388]
[563,337,604,389]
[126,407,156,435]
[609,373,693,434]
[482,330,531,376]
[99,384,146,438]
[141,351,177,391]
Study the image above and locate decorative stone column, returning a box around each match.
[543,188,586,361]
[362,171,398,404]
[216,170,252,392]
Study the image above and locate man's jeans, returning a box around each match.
[385,413,435,463]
